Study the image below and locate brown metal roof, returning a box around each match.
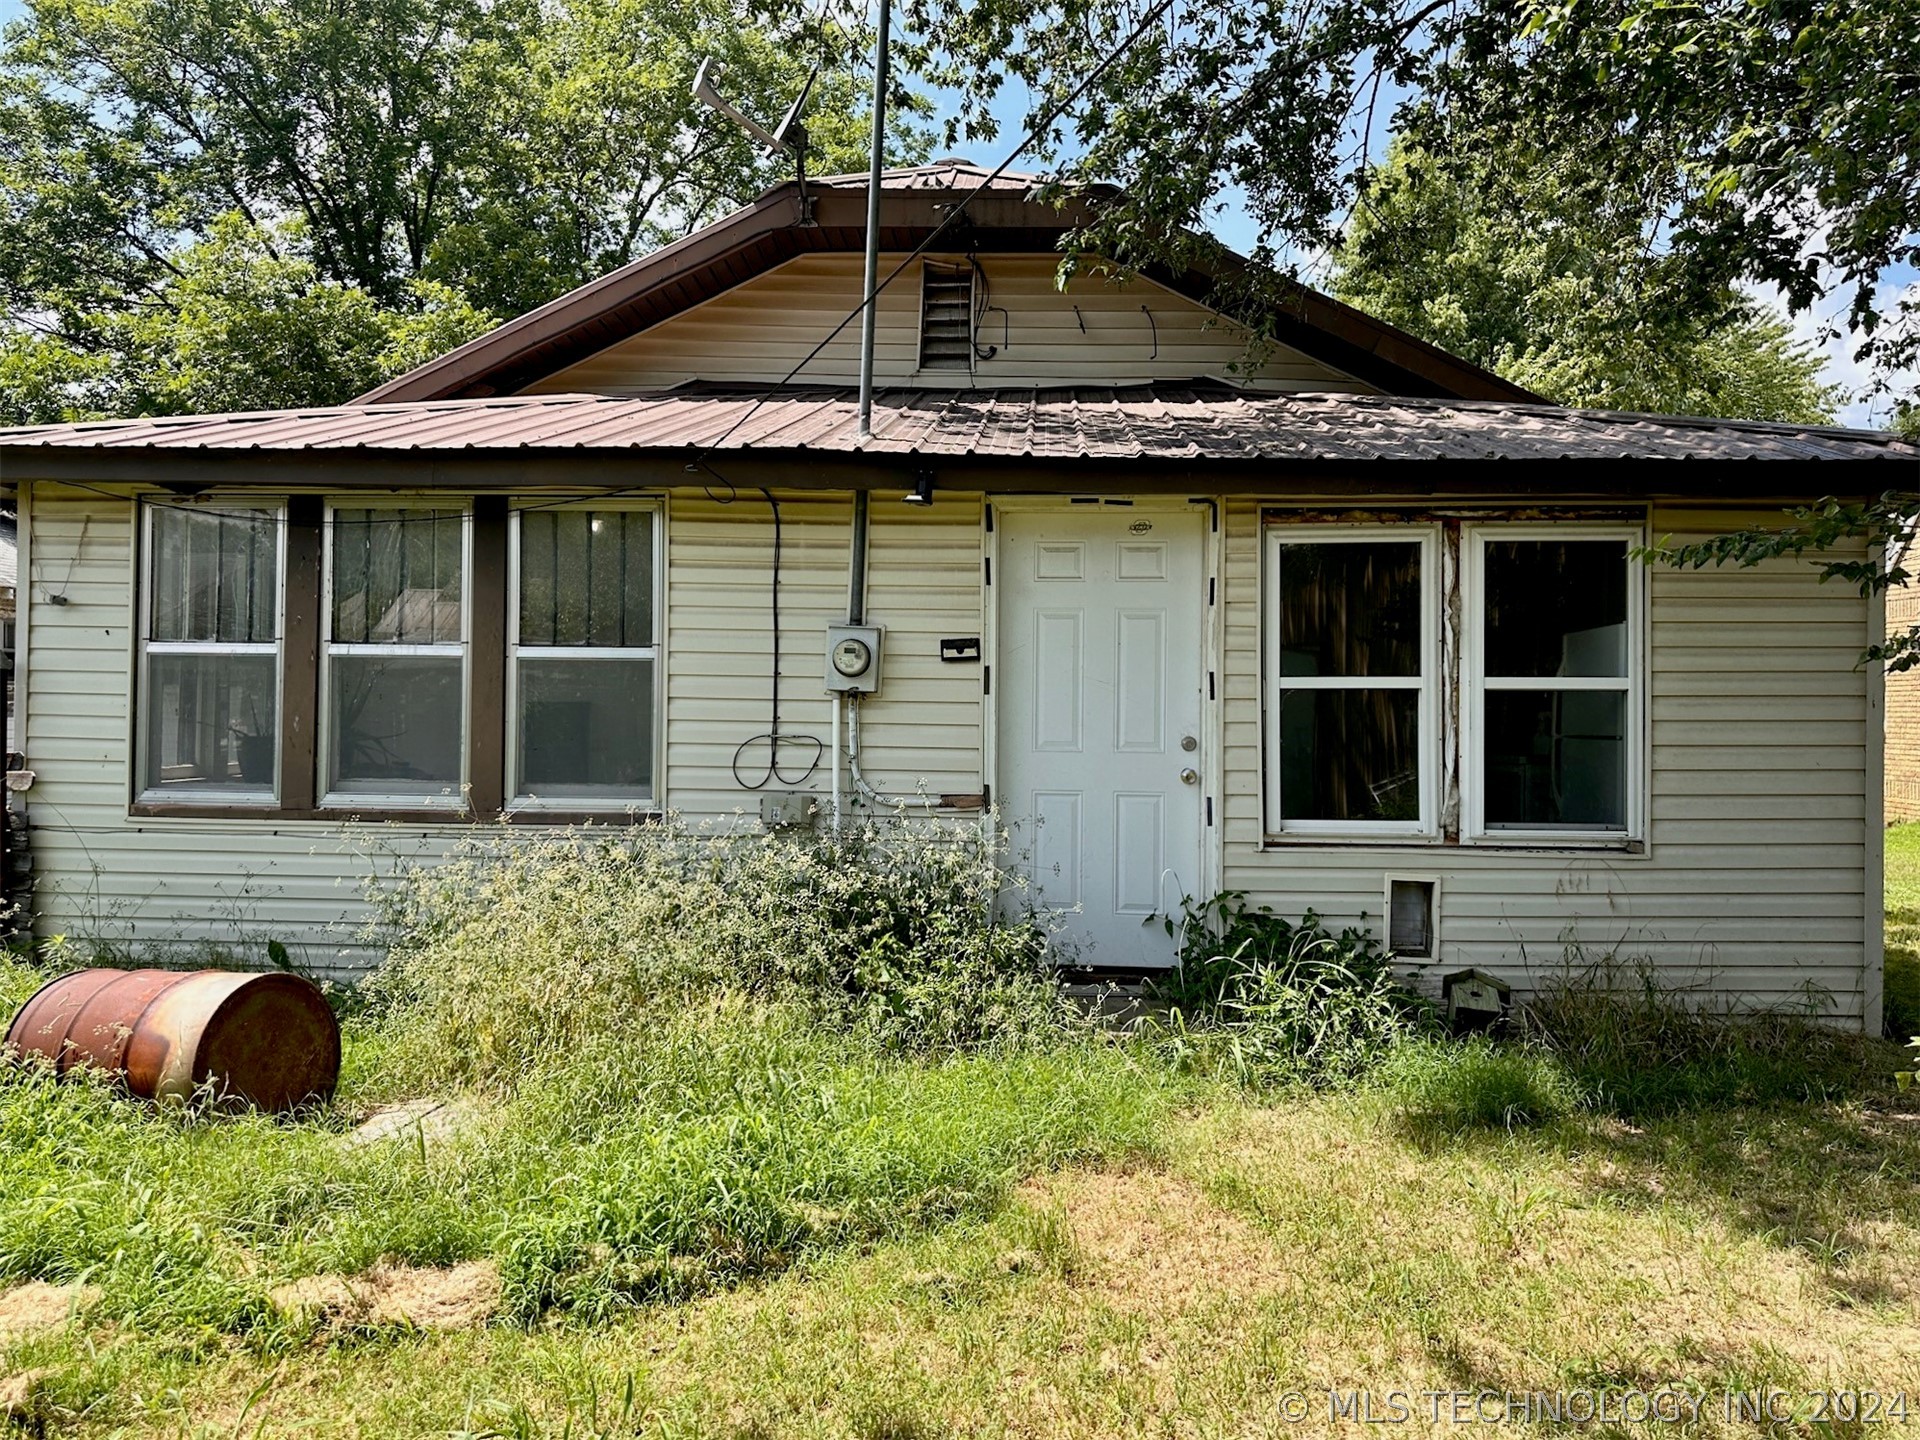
[353,164,1541,407]
[4,385,1914,466]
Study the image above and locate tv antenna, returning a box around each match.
[692,58,818,222]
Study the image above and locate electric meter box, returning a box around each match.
[825,624,884,694]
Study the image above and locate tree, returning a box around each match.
[1330,142,1841,422]
[902,0,1916,412]
[0,0,911,418]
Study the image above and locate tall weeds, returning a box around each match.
[359,817,1076,1094]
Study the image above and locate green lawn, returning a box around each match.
[1885,823,1920,1039]
[4,1093,1918,1437]
[3,824,1918,1438]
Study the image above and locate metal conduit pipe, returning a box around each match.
[846,693,936,809]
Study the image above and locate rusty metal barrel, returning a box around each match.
[5,968,341,1111]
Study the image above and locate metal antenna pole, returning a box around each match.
[856,0,891,440]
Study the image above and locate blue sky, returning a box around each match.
[1,0,1908,425]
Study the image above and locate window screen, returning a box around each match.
[1273,537,1428,826]
[325,507,466,799]
[1479,539,1630,830]
[140,505,281,799]
[512,509,658,803]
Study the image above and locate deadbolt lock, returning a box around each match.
[1180,735,1198,752]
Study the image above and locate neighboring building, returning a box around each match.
[1,162,1915,1031]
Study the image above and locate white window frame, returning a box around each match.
[136,499,286,806]
[1460,522,1646,845]
[1263,524,1441,839]
[319,499,472,809]
[506,500,664,812]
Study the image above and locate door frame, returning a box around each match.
[981,494,1225,927]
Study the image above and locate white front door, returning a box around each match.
[998,505,1208,967]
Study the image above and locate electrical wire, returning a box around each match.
[729,487,823,789]
[687,0,1182,468]
[25,3,1182,805]
[30,0,1180,531]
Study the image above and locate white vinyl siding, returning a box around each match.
[19,483,989,975]
[663,489,986,816]
[524,253,1373,395]
[1221,497,1875,1025]
[17,483,1877,1024]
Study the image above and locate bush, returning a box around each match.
[1148,893,1431,1088]
[1522,952,1884,1116]
[360,817,1076,1092]
[1378,1036,1578,1133]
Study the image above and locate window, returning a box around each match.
[1466,528,1640,838]
[1265,528,1437,834]
[918,261,974,370]
[139,504,282,801]
[322,505,468,803]
[1263,517,1644,846]
[509,506,659,807]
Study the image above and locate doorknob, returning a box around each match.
[1179,768,1199,786]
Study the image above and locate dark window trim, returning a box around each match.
[129,491,664,826]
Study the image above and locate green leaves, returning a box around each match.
[0,0,906,417]
[1327,138,1842,422]
[905,0,1914,414]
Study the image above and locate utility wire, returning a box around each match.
[688,0,1182,470]
[25,0,1178,531]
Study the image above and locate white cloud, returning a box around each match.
[1754,266,1918,431]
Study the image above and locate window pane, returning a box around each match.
[1483,690,1627,828]
[144,652,277,794]
[518,658,654,798]
[328,654,463,794]
[1277,541,1422,677]
[150,507,277,643]
[1484,540,1628,678]
[1279,689,1420,822]
[519,510,653,647]
[332,509,463,644]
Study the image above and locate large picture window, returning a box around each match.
[322,505,468,804]
[1265,528,1437,835]
[139,504,282,801]
[509,506,659,807]
[1465,528,1640,838]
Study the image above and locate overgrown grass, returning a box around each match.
[1524,952,1894,1116]
[1884,822,1920,1040]
[1145,892,1432,1087]
[0,825,1176,1352]
[1375,1035,1579,1133]
[5,833,1919,1433]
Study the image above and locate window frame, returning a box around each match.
[1262,523,1442,840]
[318,498,473,810]
[504,499,665,813]
[135,499,287,807]
[1460,521,1646,845]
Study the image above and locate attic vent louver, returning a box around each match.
[919,261,974,370]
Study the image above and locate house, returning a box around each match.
[1,161,1914,1030]
[0,507,14,748]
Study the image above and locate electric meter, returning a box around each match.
[832,635,872,678]
[825,624,883,694]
